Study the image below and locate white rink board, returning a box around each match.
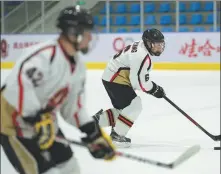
[1,33,220,63]
[1,70,220,174]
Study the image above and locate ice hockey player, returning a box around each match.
[93,28,166,147]
[0,6,116,174]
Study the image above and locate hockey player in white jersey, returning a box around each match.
[93,28,166,147]
[0,6,116,174]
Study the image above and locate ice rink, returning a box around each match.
[1,69,220,174]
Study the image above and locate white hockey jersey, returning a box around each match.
[1,39,92,137]
[102,40,153,92]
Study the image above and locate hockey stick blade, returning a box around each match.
[114,144,200,169]
[168,145,201,169]
[214,135,221,141]
[206,133,220,141]
[56,137,200,169]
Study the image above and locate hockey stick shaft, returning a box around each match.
[55,137,200,169]
[163,96,220,141]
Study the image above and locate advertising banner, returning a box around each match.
[1,33,220,64]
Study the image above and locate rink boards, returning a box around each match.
[1,33,220,70]
[1,61,220,70]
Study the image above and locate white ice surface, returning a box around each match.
[1,70,220,174]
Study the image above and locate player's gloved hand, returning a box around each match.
[147,81,165,98]
[23,108,55,150]
[80,121,116,161]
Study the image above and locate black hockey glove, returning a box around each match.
[147,81,165,98]
[23,108,55,150]
[80,121,116,161]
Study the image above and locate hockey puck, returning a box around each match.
[214,147,221,150]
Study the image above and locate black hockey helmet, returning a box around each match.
[56,5,95,54]
[142,28,165,56]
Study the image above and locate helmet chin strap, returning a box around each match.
[80,48,89,54]
[77,35,90,54]
[154,52,161,56]
[63,32,89,55]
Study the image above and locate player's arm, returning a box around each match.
[60,81,116,161]
[60,70,116,161]
[60,74,92,128]
[3,53,56,149]
[3,55,48,116]
[129,53,165,98]
[61,85,116,161]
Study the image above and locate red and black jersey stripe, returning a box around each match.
[110,67,130,82]
[12,111,23,137]
[137,54,151,92]
[58,39,75,73]
[73,94,82,128]
[106,109,115,126]
[17,45,56,115]
[118,114,133,127]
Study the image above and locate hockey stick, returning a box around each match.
[163,96,221,141]
[55,137,200,169]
